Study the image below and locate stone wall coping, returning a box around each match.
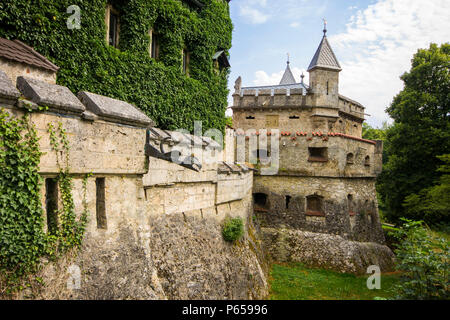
[78,91,154,128]
[17,76,85,114]
[0,70,20,102]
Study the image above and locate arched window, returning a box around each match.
[253,193,268,208]
[365,155,370,166]
[346,153,354,164]
[306,195,324,216]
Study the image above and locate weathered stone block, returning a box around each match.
[16,76,85,114]
[78,91,154,128]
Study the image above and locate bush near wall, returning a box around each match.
[0,0,232,132]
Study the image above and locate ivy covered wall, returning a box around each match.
[0,0,233,132]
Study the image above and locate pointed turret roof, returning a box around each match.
[307,28,341,72]
[279,61,296,85]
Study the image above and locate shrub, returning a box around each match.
[392,219,449,300]
[222,217,244,243]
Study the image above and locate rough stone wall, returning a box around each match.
[261,228,395,274]
[0,57,56,86]
[253,175,386,244]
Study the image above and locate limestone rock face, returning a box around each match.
[262,227,395,275]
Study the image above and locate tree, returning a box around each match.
[362,122,389,141]
[377,43,450,225]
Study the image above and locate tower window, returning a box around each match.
[289,115,300,120]
[96,178,107,229]
[285,196,292,209]
[308,147,328,162]
[45,178,58,234]
[346,153,354,165]
[253,193,268,208]
[365,156,371,167]
[326,81,329,95]
[306,195,324,216]
[246,115,255,120]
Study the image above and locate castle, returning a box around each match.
[231,26,394,273]
[0,2,394,300]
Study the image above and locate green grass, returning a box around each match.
[269,263,402,300]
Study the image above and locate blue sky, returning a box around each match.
[227,0,450,127]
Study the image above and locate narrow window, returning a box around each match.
[285,196,292,209]
[150,30,160,59]
[45,178,58,234]
[182,48,190,76]
[308,147,328,162]
[289,115,300,119]
[346,153,354,164]
[365,155,371,167]
[96,178,107,229]
[326,81,329,95]
[348,194,355,215]
[107,6,120,48]
[306,195,324,216]
[246,115,255,120]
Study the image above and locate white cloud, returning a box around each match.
[239,6,270,24]
[330,0,450,126]
[253,67,309,86]
[290,22,300,28]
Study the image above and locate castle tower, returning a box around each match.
[307,22,341,108]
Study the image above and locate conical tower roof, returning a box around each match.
[307,30,341,72]
[279,61,296,85]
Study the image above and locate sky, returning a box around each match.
[227,0,450,127]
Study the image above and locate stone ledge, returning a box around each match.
[17,76,85,114]
[0,70,20,103]
[78,91,153,128]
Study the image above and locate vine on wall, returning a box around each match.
[0,110,89,295]
[0,0,233,133]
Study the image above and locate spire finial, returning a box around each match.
[287,53,290,64]
[323,18,327,35]
[301,72,305,84]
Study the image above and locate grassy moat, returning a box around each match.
[269,263,402,300]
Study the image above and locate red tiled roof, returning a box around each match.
[0,38,59,72]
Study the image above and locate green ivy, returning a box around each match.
[0,110,89,295]
[0,109,47,293]
[0,0,233,133]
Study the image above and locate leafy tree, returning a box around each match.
[403,155,450,226]
[377,43,450,225]
[362,122,389,141]
[392,219,449,300]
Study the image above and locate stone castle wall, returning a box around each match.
[0,71,268,300]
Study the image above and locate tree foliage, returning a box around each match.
[392,219,449,300]
[0,0,232,132]
[377,43,450,225]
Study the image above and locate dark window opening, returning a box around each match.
[348,194,355,215]
[45,178,58,234]
[182,48,190,76]
[108,9,119,48]
[246,116,255,120]
[96,178,107,229]
[289,115,300,119]
[150,31,160,59]
[365,156,370,167]
[306,195,324,216]
[253,193,268,208]
[285,196,291,209]
[347,153,354,164]
[326,81,329,95]
[308,147,328,162]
